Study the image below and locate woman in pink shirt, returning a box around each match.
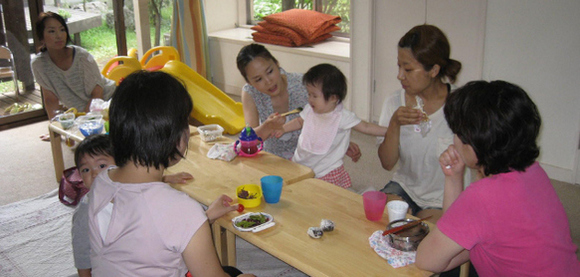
[416,80,580,276]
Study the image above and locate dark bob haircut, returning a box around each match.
[108,70,192,169]
[444,80,541,176]
[236,43,279,82]
[303,63,347,103]
[36,12,72,52]
[74,134,113,167]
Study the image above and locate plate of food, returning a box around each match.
[232,212,275,233]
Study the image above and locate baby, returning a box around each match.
[275,64,387,188]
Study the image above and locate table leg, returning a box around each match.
[49,126,64,183]
[212,224,237,267]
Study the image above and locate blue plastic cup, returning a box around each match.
[260,175,283,204]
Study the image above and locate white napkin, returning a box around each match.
[207,142,237,161]
[368,230,417,268]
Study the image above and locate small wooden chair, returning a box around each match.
[0,45,19,101]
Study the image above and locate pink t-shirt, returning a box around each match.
[88,170,207,277]
[438,163,580,276]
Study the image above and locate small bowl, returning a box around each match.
[232,212,275,232]
[58,113,75,129]
[79,119,104,137]
[236,184,262,208]
[198,124,224,142]
[386,219,430,251]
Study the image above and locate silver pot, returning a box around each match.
[386,219,430,251]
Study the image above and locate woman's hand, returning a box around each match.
[206,194,239,224]
[162,172,194,184]
[439,145,466,178]
[264,113,285,129]
[391,106,424,126]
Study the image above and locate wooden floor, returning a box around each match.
[0,86,43,116]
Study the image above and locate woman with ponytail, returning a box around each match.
[377,25,470,224]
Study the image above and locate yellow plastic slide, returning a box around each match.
[161,60,245,134]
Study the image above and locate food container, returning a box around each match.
[58,113,75,129]
[79,119,104,137]
[386,218,429,251]
[198,124,224,142]
[232,212,275,232]
[236,184,262,208]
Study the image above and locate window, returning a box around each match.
[248,0,350,36]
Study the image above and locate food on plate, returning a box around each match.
[307,227,324,239]
[320,219,335,232]
[235,213,269,228]
[238,187,258,199]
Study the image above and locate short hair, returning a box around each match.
[109,71,192,169]
[35,12,72,52]
[74,134,113,167]
[444,80,541,176]
[236,43,279,82]
[399,24,461,83]
[303,63,347,103]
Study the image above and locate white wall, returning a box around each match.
[203,0,239,33]
[482,0,580,182]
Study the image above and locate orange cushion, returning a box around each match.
[263,9,341,40]
[252,31,332,47]
[253,21,339,46]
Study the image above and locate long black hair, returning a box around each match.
[35,12,72,52]
[236,43,279,82]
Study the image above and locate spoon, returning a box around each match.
[382,215,432,236]
[280,107,303,116]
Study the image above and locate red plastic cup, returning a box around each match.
[363,191,387,221]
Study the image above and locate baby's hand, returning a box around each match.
[162,172,194,184]
[346,142,361,162]
[272,129,285,138]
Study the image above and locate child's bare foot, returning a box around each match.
[40,134,50,141]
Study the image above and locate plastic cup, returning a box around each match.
[387,200,409,223]
[362,191,387,221]
[260,175,283,204]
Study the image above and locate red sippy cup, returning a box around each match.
[234,126,263,157]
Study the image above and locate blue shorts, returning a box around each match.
[380,181,441,216]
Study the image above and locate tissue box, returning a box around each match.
[198,124,224,142]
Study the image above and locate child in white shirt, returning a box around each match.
[275,64,387,188]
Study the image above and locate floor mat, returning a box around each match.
[0,189,308,276]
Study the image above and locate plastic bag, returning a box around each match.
[414,96,432,137]
[58,167,88,206]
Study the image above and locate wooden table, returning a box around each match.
[212,178,434,277]
[166,128,315,206]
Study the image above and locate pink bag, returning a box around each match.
[58,167,89,206]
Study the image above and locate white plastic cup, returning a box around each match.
[387,200,409,223]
